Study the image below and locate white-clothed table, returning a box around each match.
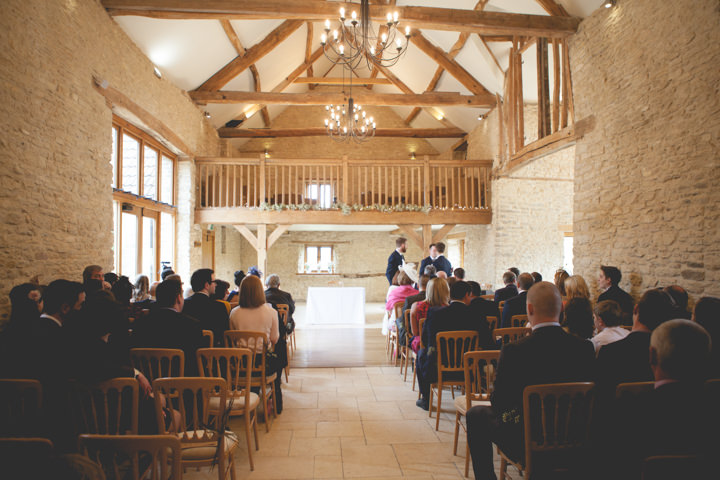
[305,287,366,325]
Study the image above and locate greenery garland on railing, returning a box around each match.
[258,202,432,215]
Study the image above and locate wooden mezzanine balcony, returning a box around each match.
[194,156,493,225]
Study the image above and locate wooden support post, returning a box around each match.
[267,224,289,248]
[256,224,267,277]
[552,38,560,134]
[342,155,349,204]
[515,40,524,150]
[537,37,550,139]
[432,224,456,244]
[562,38,575,124]
[423,156,430,207]
[233,224,259,250]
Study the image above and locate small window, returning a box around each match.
[122,133,140,195]
[111,126,118,188]
[160,155,174,204]
[306,183,333,208]
[302,245,335,274]
[143,146,158,200]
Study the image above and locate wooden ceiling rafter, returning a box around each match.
[218,19,270,127]
[305,22,315,90]
[196,19,304,92]
[217,127,467,139]
[102,1,581,37]
[294,77,392,86]
[534,0,570,17]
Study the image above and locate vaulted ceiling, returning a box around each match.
[105,0,606,153]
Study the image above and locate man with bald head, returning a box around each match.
[466,282,595,480]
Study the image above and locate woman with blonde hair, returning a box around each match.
[132,274,151,303]
[565,275,591,301]
[229,275,283,412]
[409,277,450,353]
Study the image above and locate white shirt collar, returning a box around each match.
[532,321,561,331]
[40,313,62,327]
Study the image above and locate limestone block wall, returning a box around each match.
[0,0,223,320]
[214,225,246,285]
[570,0,720,299]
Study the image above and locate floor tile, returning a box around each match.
[341,445,402,478]
[317,421,364,437]
[363,420,439,445]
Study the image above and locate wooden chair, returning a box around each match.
[72,377,139,436]
[415,317,427,394]
[480,294,494,301]
[197,347,260,470]
[400,309,414,382]
[152,377,239,480]
[80,434,182,480]
[0,378,42,436]
[497,382,596,480]
[511,314,529,328]
[494,327,532,346]
[429,330,480,431]
[641,454,708,479]
[455,350,501,477]
[615,381,654,400]
[498,300,505,316]
[387,301,404,365]
[224,330,277,432]
[276,303,291,380]
[0,437,55,479]
[486,316,498,337]
[130,348,185,382]
[202,330,214,347]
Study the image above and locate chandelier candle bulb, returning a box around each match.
[333,30,338,40]
[339,44,344,55]
[381,32,387,44]
[405,26,411,37]
[340,7,345,19]
[393,12,399,23]
[324,19,330,30]
[321,33,327,44]
[386,12,392,23]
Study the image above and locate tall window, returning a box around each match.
[306,183,333,208]
[301,245,335,274]
[111,117,177,281]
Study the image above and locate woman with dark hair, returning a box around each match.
[562,297,595,341]
[226,270,245,303]
[0,283,44,377]
[554,268,570,297]
[211,279,232,314]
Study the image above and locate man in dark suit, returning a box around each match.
[468,286,500,332]
[182,268,228,346]
[500,273,534,328]
[466,282,595,480]
[386,237,407,284]
[133,278,204,376]
[419,242,453,277]
[415,281,494,410]
[595,288,674,404]
[608,319,714,479]
[264,273,295,371]
[493,271,518,303]
[597,265,635,325]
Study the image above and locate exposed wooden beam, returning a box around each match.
[196,19,303,91]
[225,46,324,126]
[92,76,192,155]
[192,91,496,107]
[219,20,270,126]
[304,22,315,89]
[218,127,467,138]
[294,77,392,85]
[410,31,492,96]
[534,0,569,17]
[432,224,456,244]
[267,224,289,248]
[104,1,581,37]
[198,209,492,226]
[233,224,259,250]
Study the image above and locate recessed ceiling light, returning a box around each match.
[153,66,162,78]
[604,0,616,8]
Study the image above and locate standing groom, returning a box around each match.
[386,237,407,284]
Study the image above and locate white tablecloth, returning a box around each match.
[305,287,366,325]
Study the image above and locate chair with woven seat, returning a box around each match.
[400,309,414,382]
[72,377,139,437]
[197,347,259,470]
[130,348,184,382]
[455,350,501,477]
[275,303,291,380]
[415,317,427,394]
[0,378,43,436]
[387,301,404,365]
[429,330,480,431]
[494,327,532,347]
[152,377,238,480]
[486,316,498,337]
[224,330,277,432]
[80,434,182,480]
[510,314,529,328]
[497,382,596,480]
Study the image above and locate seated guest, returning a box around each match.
[595,289,674,402]
[467,281,484,298]
[663,285,691,319]
[468,282,500,328]
[693,296,720,378]
[399,274,429,346]
[530,272,542,283]
[562,297,595,341]
[103,272,119,287]
[610,319,713,479]
[133,278,204,376]
[182,268,228,346]
[591,300,628,353]
[229,275,283,413]
[160,264,175,280]
[423,264,437,277]
[265,274,295,376]
[226,270,245,303]
[436,270,448,279]
[211,279,232,314]
[416,281,492,410]
[597,265,634,325]
[248,266,262,278]
[410,277,450,352]
[132,274,152,303]
[386,267,419,313]
[508,267,520,278]
[111,275,133,306]
[564,275,590,302]
[453,268,466,280]
[466,282,595,479]
[494,271,518,303]
[554,268,570,297]
[83,264,111,290]
[500,273,534,328]
[447,276,458,288]
[0,283,44,378]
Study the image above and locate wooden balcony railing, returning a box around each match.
[196,157,492,210]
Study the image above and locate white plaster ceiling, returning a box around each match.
[112,1,606,151]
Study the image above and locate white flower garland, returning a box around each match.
[258,202,432,215]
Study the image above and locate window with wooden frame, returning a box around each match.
[111,116,177,282]
[305,182,334,208]
[301,245,335,274]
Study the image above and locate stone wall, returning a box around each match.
[570,0,720,299]
[0,0,223,320]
